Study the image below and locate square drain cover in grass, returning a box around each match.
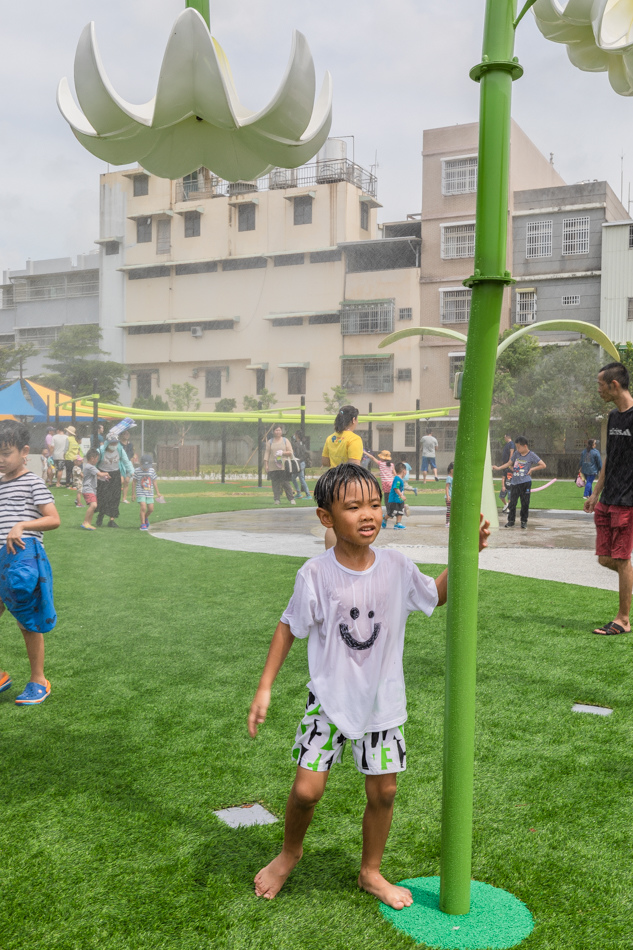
[572,703,613,716]
[214,803,278,828]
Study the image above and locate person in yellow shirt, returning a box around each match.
[321,406,363,468]
[321,406,363,548]
[64,426,83,489]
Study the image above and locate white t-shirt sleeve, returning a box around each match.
[404,558,439,615]
[281,572,318,639]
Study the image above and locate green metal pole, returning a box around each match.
[186,0,210,28]
[439,0,521,915]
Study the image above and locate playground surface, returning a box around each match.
[150,507,615,591]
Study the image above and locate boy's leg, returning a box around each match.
[20,629,46,687]
[255,767,329,899]
[139,499,147,525]
[358,773,413,910]
[145,502,154,525]
[83,501,97,526]
[506,485,518,526]
[520,483,531,525]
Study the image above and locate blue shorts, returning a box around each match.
[0,538,56,632]
[421,456,436,472]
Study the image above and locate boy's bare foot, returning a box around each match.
[358,869,413,909]
[254,851,301,899]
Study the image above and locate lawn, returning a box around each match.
[0,484,630,949]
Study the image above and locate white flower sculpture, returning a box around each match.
[57,7,332,181]
[533,0,633,95]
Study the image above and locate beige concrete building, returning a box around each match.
[98,126,566,457]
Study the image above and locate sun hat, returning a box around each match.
[377,450,392,461]
[65,426,77,436]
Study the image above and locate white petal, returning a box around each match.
[593,0,633,50]
[567,34,610,66]
[74,22,154,133]
[57,77,97,136]
[241,31,316,139]
[152,8,240,131]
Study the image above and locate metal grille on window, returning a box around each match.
[398,307,413,321]
[516,291,537,324]
[360,202,369,231]
[293,195,313,226]
[442,157,478,195]
[404,423,416,447]
[627,298,633,321]
[449,355,465,387]
[238,203,256,232]
[526,220,552,259]
[562,294,580,307]
[342,358,393,393]
[133,175,148,197]
[629,224,633,249]
[205,369,222,398]
[136,372,152,399]
[156,218,171,254]
[562,216,590,256]
[17,326,61,347]
[137,217,152,243]
[441,223,475,259]
[183,170,200,198]
[184,211,200,238]
[440,289,471,324]
[340,300,394,335]
[287,367,306,395]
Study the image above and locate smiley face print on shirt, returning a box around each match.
[339,606,381,651]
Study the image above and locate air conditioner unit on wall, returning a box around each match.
[191,326,203,338]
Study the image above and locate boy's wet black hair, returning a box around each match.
[515,436,529,447]
[394,462,406,473]
[447,461,454,473]
[314,463,382,512]
[0,420,30,450]
[85,447,100,461]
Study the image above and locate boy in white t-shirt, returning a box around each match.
[248,463,489,910]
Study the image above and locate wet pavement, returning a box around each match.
[150,506,618,592]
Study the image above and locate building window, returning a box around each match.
[341,300,394,335]
[136,372,152,399]
[256,369,266,394]
[294,195,313,226]
[526,220,552,259]
[516,290,537,324]
[398,307,413,321]
[156,218,171,254]
[627,298,633,321]
[183,170,199,198]
[441,223,476,259]
[562,216,590,255]
[360,202,369,231]
[17,325,62,347]
[205,369,222,398]
[397,368,412,381]
[562,294,580,307]
[137,217,152,243]
[133,174,149,197]
[404,422,416,447]
[342,358,394,394]
[449,354,465,387]
[274,253,304,267]
[238,203,256,232]
[629,224,633,248]
[287,367,306,395]
[440,288,471,324]
[184,211,201,238]
[104,241,120,256]
[442,156,477,195]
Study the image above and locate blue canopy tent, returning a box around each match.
[0,380,40,417]
[0,380,94,424]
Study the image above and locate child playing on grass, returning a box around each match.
[248,462,489,910]
[73,455,84,508]
[363,450,395,528]
[445,461,453,526]
[0,421,60,705]
[492,436,546,529]
[134,454,161,530]
[80,448,110,531]
[387,461,407,529]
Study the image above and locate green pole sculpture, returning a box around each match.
[439,0,522,914]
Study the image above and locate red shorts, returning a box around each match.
[82,492,97,505]
[594,502,633,560]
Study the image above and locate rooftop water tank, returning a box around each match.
[316,138,348,184]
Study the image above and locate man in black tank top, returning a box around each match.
[585,362,633,635]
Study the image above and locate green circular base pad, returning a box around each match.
[379,877,533,949]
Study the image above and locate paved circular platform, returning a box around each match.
[150,506,617,591]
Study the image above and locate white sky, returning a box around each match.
[2,0,633,275]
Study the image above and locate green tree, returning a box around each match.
[132,395,171,454]
[215,398,237,412]
[0,343,39,386]
[165,382,201,445]
[617,342,633,380]
[322,385,348,414]
[243,388,277,411]
[41,325,126,402]
[492,326,541,419]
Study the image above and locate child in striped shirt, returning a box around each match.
[0,421,60,705]
[134,454,162,531]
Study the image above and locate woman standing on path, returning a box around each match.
[263,425,296,506]
[95,435,134,527]
[578,439,602,499]
[321,405,363,547]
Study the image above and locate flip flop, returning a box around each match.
[592,622,630,636]
[0,672,12,693]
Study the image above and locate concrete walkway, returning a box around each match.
[150,506,619,592]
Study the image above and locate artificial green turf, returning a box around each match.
[0,488,630,949]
